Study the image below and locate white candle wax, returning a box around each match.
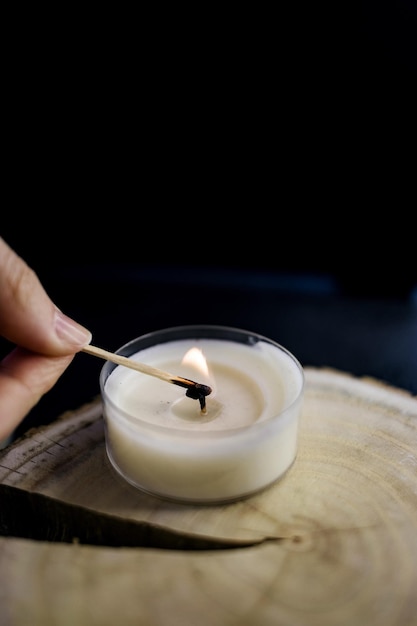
[101,327,304,503]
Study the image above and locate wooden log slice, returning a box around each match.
[1,367,416,625]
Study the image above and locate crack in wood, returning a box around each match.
[0,485,267,551]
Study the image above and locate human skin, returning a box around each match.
[0,237,91,440]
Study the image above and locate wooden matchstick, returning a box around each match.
[82,344,212,413]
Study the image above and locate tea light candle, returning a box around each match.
[100,325,304,504]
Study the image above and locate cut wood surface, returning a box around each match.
[1,367,417,626]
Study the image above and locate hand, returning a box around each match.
[0,237,92,441]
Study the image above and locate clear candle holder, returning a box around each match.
[100,325,305,504]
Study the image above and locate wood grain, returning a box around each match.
[1,367,416,626]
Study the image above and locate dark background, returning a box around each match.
[1,1,416,439]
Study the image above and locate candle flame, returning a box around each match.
[182,347,209,377]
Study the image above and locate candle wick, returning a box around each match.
[173,378,212,415]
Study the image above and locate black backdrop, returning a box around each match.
[1,1,416,439]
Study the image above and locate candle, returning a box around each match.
[100,325,304,504]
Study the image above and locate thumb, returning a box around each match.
[0,238,91,355]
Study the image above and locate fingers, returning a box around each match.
[0,348,74,440]
[0,237,91,355]
[0,237,93,440]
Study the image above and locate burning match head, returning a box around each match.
[185,383,212,413]
[185,383,212,401]
[172,378,212,414]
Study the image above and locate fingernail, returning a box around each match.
[54,310,92,347]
